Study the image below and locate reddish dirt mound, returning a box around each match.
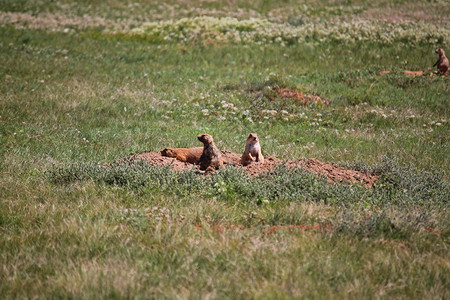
[380,71,449,78]
[378,70,449,77]
[379,70,424,77]
[378,70,392,76]
[287,158,377,187]
[116,152,196,171]
[272,87,329,105]
[116,150,378,188]
[402,70,424,77]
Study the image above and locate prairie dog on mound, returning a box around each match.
[433,48,449,75]
[160,147,203,164]
[197,134,224,171]
[241,133,264,166]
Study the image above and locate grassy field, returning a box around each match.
[1,0,449,299]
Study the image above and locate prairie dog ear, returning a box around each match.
[198,133,212,142]
[249,133,258,140]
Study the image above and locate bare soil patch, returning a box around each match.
[379,70,424,77]
[379,70,448,77]
[271,87,329,105]
[117,150,378,188]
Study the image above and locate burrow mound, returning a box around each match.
[379,70,448,77]
[271,87,329,105]
[117,151,377,188]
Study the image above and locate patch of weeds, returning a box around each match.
[173,170,205,193]
[240,74,328,116]
[287,15,310,27]
[0,213,23,233]
[332,70,375,87]
[334,207,445,239]
[113,206,173,230]
[335,210,401,238]
[254,164,330,202]
[377,72,437,90]
[129,17,449,46]
[45,160,177,189]
[223,73,298,117]
[394,76,420,89]
[245,73,289,94]
[358,111,396,128]
[215,164,374,207]
[209,166,255,200]
[221,73,289,108]
[341,92,375,106]
[343,156,449,206]
[46,157,448,209]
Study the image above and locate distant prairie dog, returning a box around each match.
[197,134,224,171]
[241,133,264,166]
[160,147,203,164]
[433,48,449,75]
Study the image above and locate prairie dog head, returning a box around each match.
[436,48,445,56]
[160,148,176,157]
[246,133,260,144]
[198,134,214,145]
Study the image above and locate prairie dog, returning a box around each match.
[241,133,264,166]
[160,147,203,164]
[197,134,224,171]
[433,48,449,75]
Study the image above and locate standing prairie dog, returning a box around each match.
[197,134,224,171]
[433,48,449,75]
[241,133,264,166]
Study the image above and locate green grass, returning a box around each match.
[1,0,449,299]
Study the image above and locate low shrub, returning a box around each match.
[46,156,449,207]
